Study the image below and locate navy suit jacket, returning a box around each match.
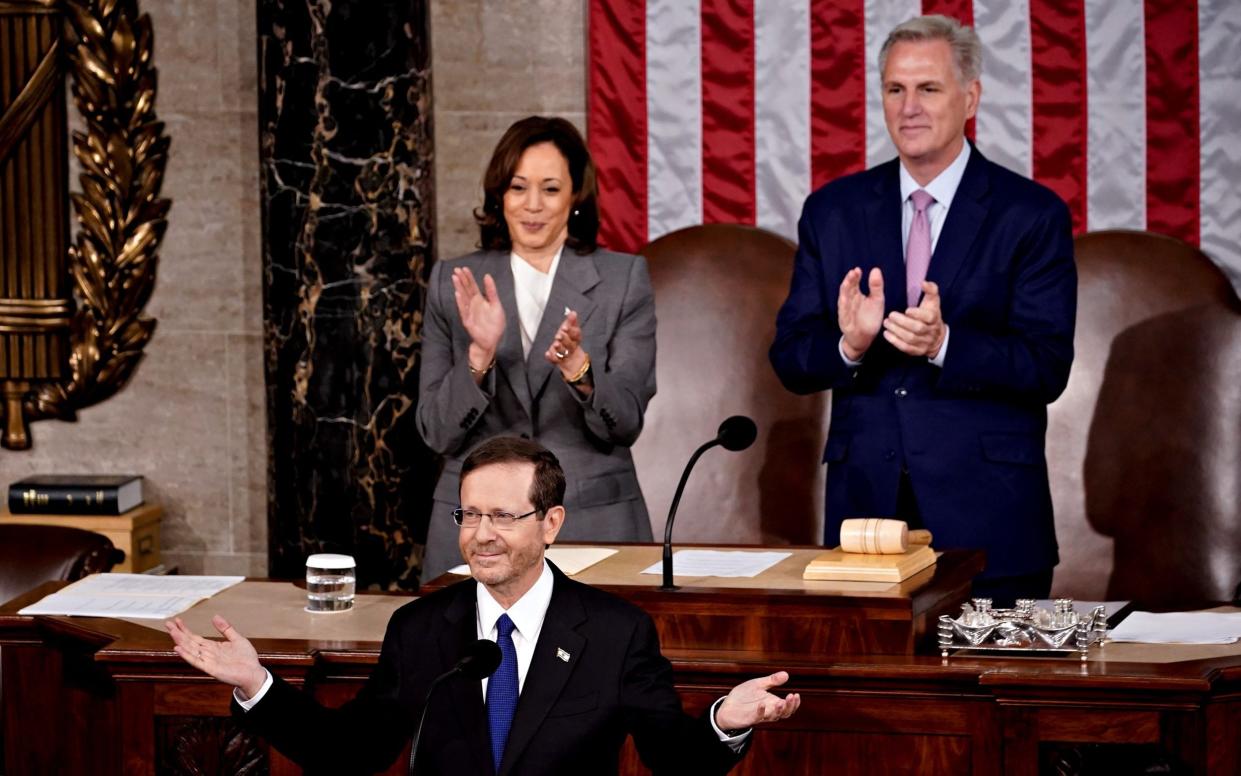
[769,147,1077,578]
[236,564,744,775]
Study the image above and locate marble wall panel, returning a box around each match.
[431,0,586,115]
[259,0,436,588]
[227,333,268,556]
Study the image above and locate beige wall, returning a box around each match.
[0,0,589,575]
[0,0,267,576]
[432,0,588,261]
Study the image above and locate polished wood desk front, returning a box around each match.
[2,548,1239,775]
[423,544,984,656]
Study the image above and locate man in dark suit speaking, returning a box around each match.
[167,436,799,775]
[769,15,1077,605]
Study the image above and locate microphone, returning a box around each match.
[409,639,501,774]
[661,416,758,591]
[454,638,502,679]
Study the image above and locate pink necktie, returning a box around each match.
[906,189,935,307]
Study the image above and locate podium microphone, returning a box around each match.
[661,415,758,591]
[409,638,502,774]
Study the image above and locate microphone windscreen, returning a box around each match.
[457,639,503,679]
[716,415,757,451]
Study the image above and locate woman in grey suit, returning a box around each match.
[416,116,656,581]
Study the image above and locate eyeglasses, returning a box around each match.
[452,508,540,529]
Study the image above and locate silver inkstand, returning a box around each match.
[938,598,1109,661]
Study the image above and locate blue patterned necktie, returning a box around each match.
[486,613,519,773]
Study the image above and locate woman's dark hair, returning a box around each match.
[474,116,600,255]
[460,436,567,514]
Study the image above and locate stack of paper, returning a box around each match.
[640,550,792,578]
[18,573,244,620]
[1108,611,1241,644]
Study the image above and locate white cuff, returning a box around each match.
[234,669,274,711]
[838,336,864,367]
[928,325,949,368]
[709,697,752,752]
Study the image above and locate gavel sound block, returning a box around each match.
[803,518,938,583]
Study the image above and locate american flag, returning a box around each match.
[587,0,1241,294]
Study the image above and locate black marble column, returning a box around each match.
[258,0,435,588]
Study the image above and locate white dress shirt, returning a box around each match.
[239,560,750,750]
[838,141,971,369]
[475,559,556,696]
[510,247,563,358]
[898,141,971,257]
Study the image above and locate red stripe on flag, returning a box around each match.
[922,0,976,139]
[810,0,866,189]
[920,0,972,26]
[1145,0,1200,244]
[701,0,756,225]
[1030,0,1088,232]
[587,0,647,252]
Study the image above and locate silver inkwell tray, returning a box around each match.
[938,598,1109,661]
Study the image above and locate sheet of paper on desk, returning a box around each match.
[18,574,244,619]
[545,546,619,574]
[447,546,619,577]
[1108,611,1241,644]
[640,550,793,578]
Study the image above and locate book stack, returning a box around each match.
[8,475,144,516]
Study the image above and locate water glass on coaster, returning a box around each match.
[305,553,356,613]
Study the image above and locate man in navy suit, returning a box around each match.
[167,436,799,775]
[769,15,1076,605]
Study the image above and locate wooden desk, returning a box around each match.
[425,544,983,656]
[2,550,1239,775]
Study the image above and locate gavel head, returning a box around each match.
[839,518,909,554]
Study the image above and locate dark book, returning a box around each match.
[8,475,144,515]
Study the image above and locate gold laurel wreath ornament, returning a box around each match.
[21,0,169,441]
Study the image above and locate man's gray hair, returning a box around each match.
[879,15,983,84]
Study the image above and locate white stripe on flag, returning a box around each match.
[755,0,810,242]
[646,0,703,242]
[864,0,921,170]
[1198,0,1241,294]
[973,0,1033,177]
[1085,0,1146,231]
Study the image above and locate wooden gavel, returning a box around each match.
[839,518,933,554]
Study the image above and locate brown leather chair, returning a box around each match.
[632,224,827,546]
[1048,230,1241,605]
[0,523,121,765]
[0,524,121,606]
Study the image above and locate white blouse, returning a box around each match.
[510,247,563,358]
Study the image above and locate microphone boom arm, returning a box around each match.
[661,438,721,591]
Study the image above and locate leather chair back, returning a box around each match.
[0,524,120,605]
[0,524,119,766]
[633,225,827,545]
[1048,230,1241,605]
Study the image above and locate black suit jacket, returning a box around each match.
[238,564,745,775]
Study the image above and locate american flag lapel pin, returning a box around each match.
[556,647,570,662]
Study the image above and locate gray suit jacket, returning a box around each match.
[416,248,657,579]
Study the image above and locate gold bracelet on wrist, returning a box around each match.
[565,354,592,384]
[468,357,495,376]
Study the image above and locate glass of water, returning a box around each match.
[305,553,356,613]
